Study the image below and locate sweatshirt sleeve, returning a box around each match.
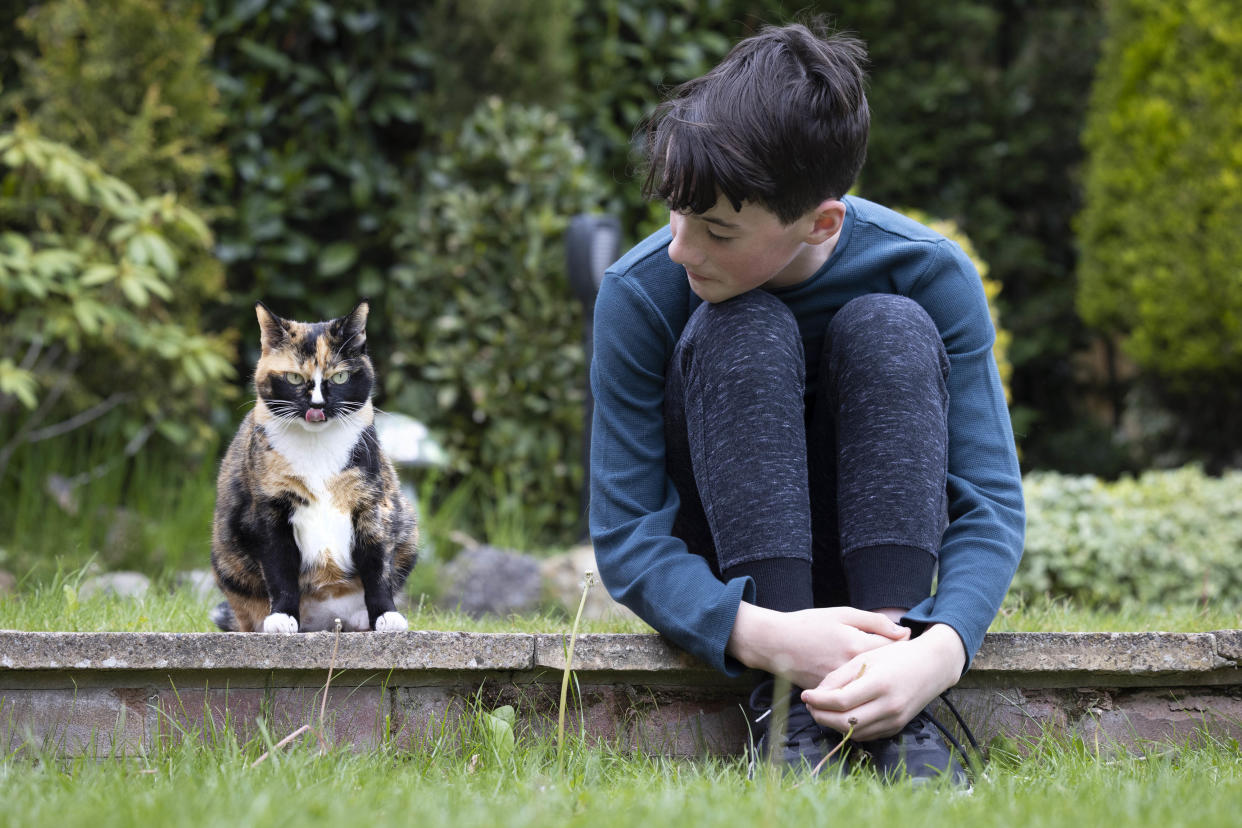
[588,273,755,674]
[901,241,1026,668]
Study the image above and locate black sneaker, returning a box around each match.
[746,678,850,778]
[860,707,968,787]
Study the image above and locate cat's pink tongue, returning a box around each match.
[306,408,326,423]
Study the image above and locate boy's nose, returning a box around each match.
[668,217,704,268]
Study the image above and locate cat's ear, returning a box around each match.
[332,300,369,354]
[255,302,289,352]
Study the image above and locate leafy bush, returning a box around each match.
[389,98,608,542]
[1077,0,1242,381]
[0,0,233,493]
[1016,466,1242,608]
[1075,0,1242,467]
[11,0,224,200]
[0,127,236,480]
[200,0,428,325]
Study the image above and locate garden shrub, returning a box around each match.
[200,0,429,329]
[1077,0,1242,382]
[11,0,225,201]
[388,98,608,543]
[1075,0,1242,467]
[1,0,234,472]
[1015,466,1242,608]
[0,127,236,477]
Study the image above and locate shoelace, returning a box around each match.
[752,695,823,745]
[925,690,984,770]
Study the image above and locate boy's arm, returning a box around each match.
[901,240,1026,664]
[589,273,755,674]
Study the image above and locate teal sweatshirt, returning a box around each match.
[587,196,1025,675]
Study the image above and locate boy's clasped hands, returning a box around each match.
[728,602,966,740]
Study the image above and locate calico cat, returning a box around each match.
[210,301,417,633]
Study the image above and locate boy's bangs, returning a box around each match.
[649,117,755,216]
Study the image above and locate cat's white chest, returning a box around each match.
[265,420,363,572]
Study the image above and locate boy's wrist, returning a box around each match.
[918,622,967,680]
[726,600,767,672]
[726,600,786,675]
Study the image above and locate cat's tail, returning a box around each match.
[210,600,238,631]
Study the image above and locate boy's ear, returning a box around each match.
[806,199,847,244]
[255,302,289,351]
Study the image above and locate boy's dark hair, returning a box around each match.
[642,21,869,225]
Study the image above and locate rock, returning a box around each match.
[539,545,640,623]
[174,569,219,601]
[78,571,151,600]
[438,545,542,618]
[0,569,15,594]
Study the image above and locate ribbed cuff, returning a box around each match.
[723,557,814,613]
[842,544,936,611]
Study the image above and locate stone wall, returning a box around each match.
[3,631,1241,757]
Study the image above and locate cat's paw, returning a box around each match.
[262,612,299,633]
[375,611,408,632]
[348,609,371,632]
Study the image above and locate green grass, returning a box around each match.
[2,572,1239,634]
[2,720,1241,828]
[0,569,654,634]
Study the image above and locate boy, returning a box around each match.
[588,21,1024,781]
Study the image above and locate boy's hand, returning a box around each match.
[799,623,966,741]
[727,602,910,691]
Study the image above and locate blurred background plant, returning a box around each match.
[1,0,1239,615]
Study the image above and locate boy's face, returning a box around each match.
[667,195,844,304]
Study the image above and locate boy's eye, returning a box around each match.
[706,229,731,242]
[284,372,305,385]
[330,371,350,384]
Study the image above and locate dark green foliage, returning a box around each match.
[389,99,607,541]
[201,0,429,324]
[200,1,612,543]
[420,0,577,126]
[1076,0,1242,466]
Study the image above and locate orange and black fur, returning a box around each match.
[211,302,417,633]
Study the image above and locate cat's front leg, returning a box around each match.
[258,518,303,633]
[355,538,406,632]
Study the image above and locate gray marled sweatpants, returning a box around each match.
[664,291,949,613]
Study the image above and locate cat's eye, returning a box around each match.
[284,372,305,385]
[330,371,350,385]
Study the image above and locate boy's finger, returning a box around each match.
[802,679,872,713]
[802,659,873,705]
[841,609,910,640]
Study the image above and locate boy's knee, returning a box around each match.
[827,294,948,381]
[678,291,803,375]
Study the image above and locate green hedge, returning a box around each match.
[1016,467,1242,608]
[1075,0,1242,466]
[1077,0,1242,381]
